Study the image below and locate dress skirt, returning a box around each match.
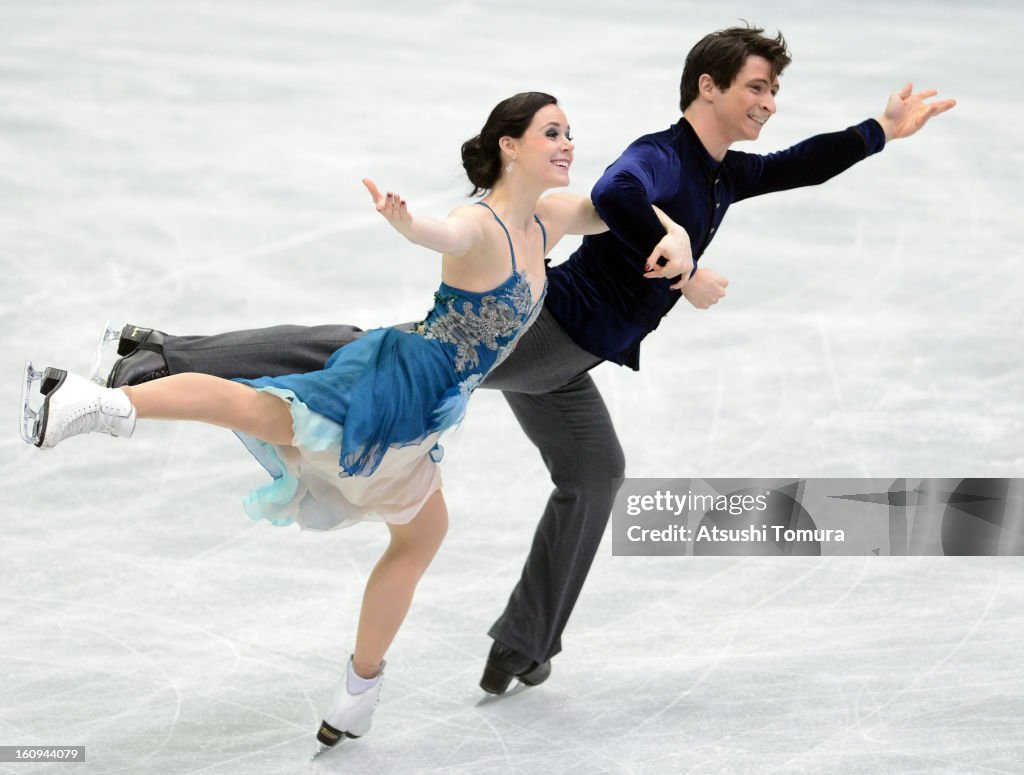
[233,327,471,531]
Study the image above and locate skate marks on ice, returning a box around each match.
[4,0,1024,773]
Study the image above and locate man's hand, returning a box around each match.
[681,268,728,309]
[876,83,956,141]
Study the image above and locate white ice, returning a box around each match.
[2,1,1023,773]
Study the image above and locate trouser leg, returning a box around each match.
[163,324,367,379]
[478,309,625,664]
[488,373,625,663]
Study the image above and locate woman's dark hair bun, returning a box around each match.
[460,92,558,197]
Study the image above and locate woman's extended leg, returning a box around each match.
[353,489,449,678]
[30,368,295,449]
[123,373,294,445]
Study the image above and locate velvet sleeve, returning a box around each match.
[590,141,680,257]
[729,118,887,202]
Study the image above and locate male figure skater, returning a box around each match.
[104,26,955,694]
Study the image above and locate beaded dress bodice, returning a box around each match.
[417,202,548,389]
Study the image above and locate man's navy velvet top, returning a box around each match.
[545,116,887,369]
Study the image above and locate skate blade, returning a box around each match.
[310,735,357,760]
[88,321,121,386]
[310,742,335,761]
[20,361,66,446]
[475,680,531,705]
[311,720,363,760]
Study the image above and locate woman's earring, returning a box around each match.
[505,155,517,174]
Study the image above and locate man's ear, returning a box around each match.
[698,73,717,100]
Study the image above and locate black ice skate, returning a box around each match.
[102,322,170,387]
[479,641,551,696]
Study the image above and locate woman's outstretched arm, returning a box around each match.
[363,178,485,257]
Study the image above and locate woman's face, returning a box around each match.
[506,104,574,188]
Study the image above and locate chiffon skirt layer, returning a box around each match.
[233,328,469,531]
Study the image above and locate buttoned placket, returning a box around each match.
[696,174,720,259]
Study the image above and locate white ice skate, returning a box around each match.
[312,658,385,758]
[20,362,136,448]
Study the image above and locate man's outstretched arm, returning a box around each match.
[732,84,956,200]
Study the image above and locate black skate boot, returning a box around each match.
[479,641,551,695]
[105,324,170,387]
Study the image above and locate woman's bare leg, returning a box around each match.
[125,374,446,677]
[352,489,449,678]
[122,373,294,445]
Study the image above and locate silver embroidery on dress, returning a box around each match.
[422,273,536,372]
[491,282,546,371]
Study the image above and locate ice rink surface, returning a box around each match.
[2,1,1023,772]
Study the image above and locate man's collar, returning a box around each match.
[675,116,722,174]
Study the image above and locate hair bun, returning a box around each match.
[460,93,558,197]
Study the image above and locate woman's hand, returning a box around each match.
[643,205,693,290]
[364,178,414,237]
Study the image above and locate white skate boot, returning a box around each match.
[21,362,136,448]
[313,658,384,756]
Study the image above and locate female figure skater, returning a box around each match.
[20,91,687,751]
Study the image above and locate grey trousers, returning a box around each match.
[162,308,625,663]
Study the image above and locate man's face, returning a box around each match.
[710,55,779,143]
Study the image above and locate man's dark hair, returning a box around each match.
[679,24,791,112]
